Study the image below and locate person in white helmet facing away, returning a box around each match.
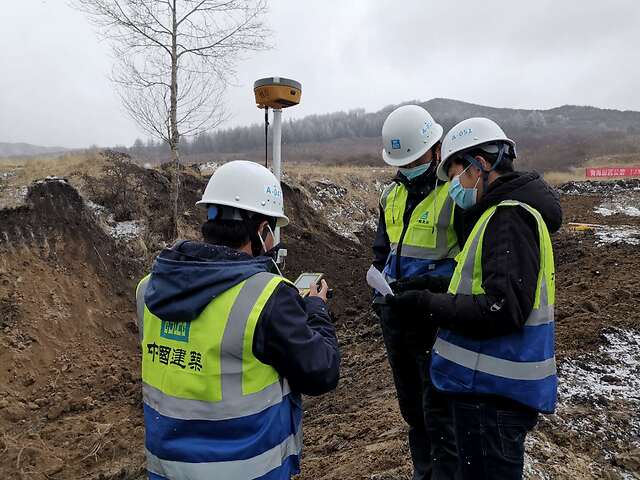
[371,104,464,480]
[135,160,340,480]
[386,117,562,479]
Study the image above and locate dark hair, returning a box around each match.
[451,143,515,174]
[201,213,276,251]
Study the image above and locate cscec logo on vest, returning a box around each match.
[160,320,191,342]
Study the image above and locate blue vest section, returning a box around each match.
[431,317,557,413]
[383,256,456,281]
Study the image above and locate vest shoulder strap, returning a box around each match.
[379,182,398,210]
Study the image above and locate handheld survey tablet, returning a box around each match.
[293,272,324,297]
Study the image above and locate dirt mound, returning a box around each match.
[1,171,639,479]
[0,178,145,480]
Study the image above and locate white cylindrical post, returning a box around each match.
[272,109,283,244]
[272,109,283,182]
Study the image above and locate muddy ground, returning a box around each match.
[0,165,639,479]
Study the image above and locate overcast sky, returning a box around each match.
[2,0,640,148]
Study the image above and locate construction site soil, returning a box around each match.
[1,167,639,479]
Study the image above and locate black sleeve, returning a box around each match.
[252,283,340,396]
[372,206,390,272]
[428,208,540,339]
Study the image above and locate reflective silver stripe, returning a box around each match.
[388,188,456,261]
[136,276,150,341]
[220,272,278,400]
[435,193,455,256]
[456,213,493,295]
[390,243,453,260]
[526,305,555,326]
[433,337,557,381]
[146,428,303,480]
[143,379,292,421]
[526,281,554,326]
[142,271,288,421]
[379,183,396,210]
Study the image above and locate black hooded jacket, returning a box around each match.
[143,241,340,396]
[428,171,562,339]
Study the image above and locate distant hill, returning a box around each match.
[138,98,640,172]
[0,142,70,158]
[6,101,639,171]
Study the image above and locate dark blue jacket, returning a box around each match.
[145,240,340,396]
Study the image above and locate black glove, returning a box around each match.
[385,290,433,318]
[391,275,451,294]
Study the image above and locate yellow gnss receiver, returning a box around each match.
[254,77,302,109]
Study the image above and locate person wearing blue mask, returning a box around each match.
[386,118,563,480]
[371,105,464,480]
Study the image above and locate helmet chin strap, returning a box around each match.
[463,143,508,195]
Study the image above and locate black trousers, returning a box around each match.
[450,399,539,480]
[379,307,457,480]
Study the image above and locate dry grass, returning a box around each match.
[544,154,640,185]
[0,152,106,185]
[584,153,640,167]
[544,169,587,185]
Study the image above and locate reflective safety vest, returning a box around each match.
[136,272,302,480]
[430,200,557,413]
[381,181,458,280]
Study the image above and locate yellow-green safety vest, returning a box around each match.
[136,271,302,479]
[430,200,557,413]
[380,181,458,279]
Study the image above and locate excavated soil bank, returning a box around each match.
[0,175,638,479]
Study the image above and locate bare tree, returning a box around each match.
[73,0,269,236]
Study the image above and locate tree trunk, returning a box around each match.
[169,0,180,240]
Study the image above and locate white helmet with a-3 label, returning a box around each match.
[197,160,289,227]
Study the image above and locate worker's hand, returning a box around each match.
[309,279,329,302]
[384,290,433,318]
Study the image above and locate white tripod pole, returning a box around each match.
[271,108,286,263]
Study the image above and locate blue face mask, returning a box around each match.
[399,163,430,180]
[448,166,480,209]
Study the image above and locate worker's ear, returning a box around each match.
[476,155,492,172]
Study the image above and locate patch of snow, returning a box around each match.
[556,328,640,451]
[558,179,640,195]
[199,162,218,175]
[109,220,142,239]
[85,199,109,215]
[594,192,640,217]
[594,225,640,246]
[559,329,640,403]
[34,176,68,184]
[85,199,143,240]
[595,205,640,217]
[308,180,376,242]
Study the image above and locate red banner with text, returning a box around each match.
[586,167,640,178]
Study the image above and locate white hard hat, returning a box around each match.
[437,117,516,182]
[196,160,289,227]
[382,105,444,167]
